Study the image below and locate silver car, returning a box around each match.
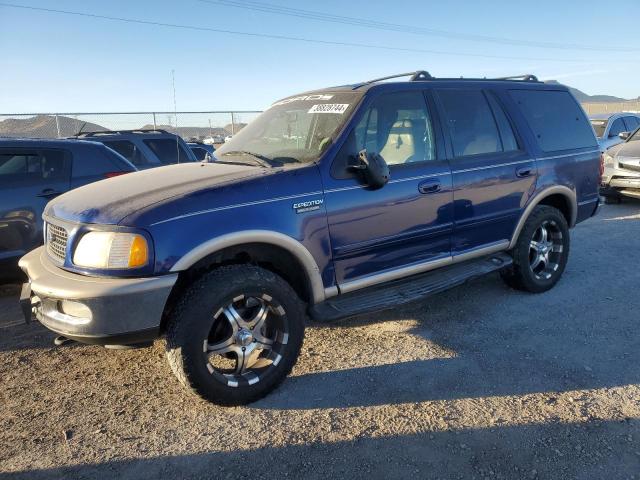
[590,113,640,152]
[601,127,640,203]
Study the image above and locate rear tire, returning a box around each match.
[165,265,305,406]
[501,205,570,293]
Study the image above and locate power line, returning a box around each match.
[0,2,611,63]
[198,0,640,54]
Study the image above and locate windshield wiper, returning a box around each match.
[221,150,274,168]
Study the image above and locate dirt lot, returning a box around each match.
[1,202,639,480]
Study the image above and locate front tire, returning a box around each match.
[501,205,570,293]
[165,265,305,406]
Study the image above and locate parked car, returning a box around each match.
[20,71,601,405]
[224,135,233,143]
[600,126,640,203]
[589,113,640,151]
[0,138,135,281]
[187,141,215,161]
[74,129,197,169]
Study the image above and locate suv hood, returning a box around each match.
[46,162,261,225]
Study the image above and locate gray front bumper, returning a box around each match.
[18,247,178,345]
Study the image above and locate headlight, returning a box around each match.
[73,232,149,269]
[604,154,615,167]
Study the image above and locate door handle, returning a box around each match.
[516,167,533,178]
[418,180,441,194]
[37,188,63,198]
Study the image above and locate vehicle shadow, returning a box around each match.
[2,418,638,480]
[256,271,639,410]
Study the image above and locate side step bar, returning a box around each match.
[310,253,513,322]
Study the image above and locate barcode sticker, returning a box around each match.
[308,104,350,114]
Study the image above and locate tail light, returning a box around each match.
[104,171,127,179]
[598,153,604,185]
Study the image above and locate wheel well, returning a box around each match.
[537,193,573,225]
[160,243,312,333]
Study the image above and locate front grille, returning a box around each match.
[46,222,68,263]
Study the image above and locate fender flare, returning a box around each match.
[508,185,577,249]
[170,230,326,304]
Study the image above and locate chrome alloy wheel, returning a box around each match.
[528,220,564,280]
[203,294,288,388]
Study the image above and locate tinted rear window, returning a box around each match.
[143,139,191,164]
[510,90,597,152]
[436,89,503,157]
[190,146,209,160]
[102,140,152,167]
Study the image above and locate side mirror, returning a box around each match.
[204,152,213,162]
[350,149,389,189]
[619,131,630,140]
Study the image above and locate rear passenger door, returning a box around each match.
[0,148,71,262]
[435,88,535,255]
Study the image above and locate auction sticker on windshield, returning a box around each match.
[308,104,350,114]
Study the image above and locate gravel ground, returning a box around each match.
[0,202,639,480]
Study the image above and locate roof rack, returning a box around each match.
[355,71,434,88]
[76,129,170,137]
[493,74,539,82]
[353,71,539,89]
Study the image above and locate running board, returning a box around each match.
[310,253,513,322]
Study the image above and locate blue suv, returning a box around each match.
[0,138,136,282]
[19,72,601,405]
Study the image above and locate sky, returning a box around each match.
[1,0,639,113]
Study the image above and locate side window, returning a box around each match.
[436,89,503,157]
[143,139,191,164]
[354,91,436,166]
[509,89,597,152]
[486,92,519,152]
[191,147,208,160]
[608,118,626,137]
[103,140,151,167]
[623,116,639,132]
[0,149,67,185]
[72,145,122,178]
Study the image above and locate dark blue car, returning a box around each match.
[19,72,601,405]
[0,138,135,281]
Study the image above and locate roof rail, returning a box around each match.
[354,70,434,89]
[353,71,540,89]
[493,74,539,82]
[76,129,170,137]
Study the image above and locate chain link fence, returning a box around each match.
[3,103,640,140]
[0,111,262,142]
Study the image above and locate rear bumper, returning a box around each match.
[18,247,178,345]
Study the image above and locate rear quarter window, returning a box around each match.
[510,90,597,152]
[143,139,191,164]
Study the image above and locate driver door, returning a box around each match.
[323,89,454,290]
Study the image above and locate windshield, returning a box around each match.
[590,119,607,138]
[215,91,362,166]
